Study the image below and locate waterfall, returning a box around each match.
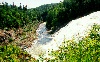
[25,11,100,59]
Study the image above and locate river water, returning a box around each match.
[25,11,100,59]
[25,22,54,59]
[36,22,52,44]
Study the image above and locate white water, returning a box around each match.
[25,11,100,59]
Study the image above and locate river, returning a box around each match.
[25,11,100,59]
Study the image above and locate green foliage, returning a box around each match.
[46,24,100,62]
[46,0,100,33]
[28,3,58,22]
[8,37,14,42]
[0,1,100,62]
[0,44,37,62]
[0,2,32,29]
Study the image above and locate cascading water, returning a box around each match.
[25,11,100,59]
[35,22,52,44]
[25,22,53,59]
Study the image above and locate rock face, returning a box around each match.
[25,11,100,59]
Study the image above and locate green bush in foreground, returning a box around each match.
[46,24,100,62]
[0,44,38,62]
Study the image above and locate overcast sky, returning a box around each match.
[0,0,63,8]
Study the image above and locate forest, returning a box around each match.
[0,0,100,61]
[45,0,100,33]
[0,0,100,31]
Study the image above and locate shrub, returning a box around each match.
[0,44,37,62]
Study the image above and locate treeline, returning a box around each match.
[0,2,41,29]
[28,3,58,22]
[0,0,100,31]
[0,2,57,29]
[0,2,29,29]
[43,0,100,33]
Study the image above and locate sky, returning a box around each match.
[0,0,63,8]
